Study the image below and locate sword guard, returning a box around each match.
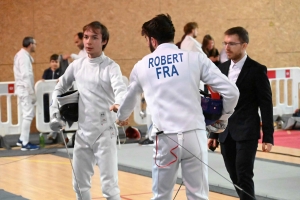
[156,131,164,135]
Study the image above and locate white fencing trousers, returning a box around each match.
[151,129,209,200]
[19,93,35,145]
[72,126,120,200]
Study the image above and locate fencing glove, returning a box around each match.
[206,120,227,134]
[49,116,66,132]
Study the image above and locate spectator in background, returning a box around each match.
[14,37,39,151]
[63,32,87,60]
[178,22,203,53]
[42,54,60,81]
[179,22,206,91]
[42,54,61,140]
[202,34,220,66]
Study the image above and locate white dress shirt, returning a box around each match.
[228,54,247,83]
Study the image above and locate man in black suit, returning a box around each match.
[208,27,274,200]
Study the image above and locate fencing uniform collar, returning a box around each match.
[156,43,178,50]
[87,52,105,65]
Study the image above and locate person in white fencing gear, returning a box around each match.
[50,21,127,200]
[177,22,203,53]
[14,36,39,151]
[63,32,88,60]
[179,22,208,94]
[116,14,239,200]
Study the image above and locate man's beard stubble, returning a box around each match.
[149,41,155,53]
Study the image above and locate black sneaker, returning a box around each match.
[138,138,154,146]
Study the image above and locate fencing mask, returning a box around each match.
[57,90,79,123]
[200,86,223,126]
[125,126,141,140]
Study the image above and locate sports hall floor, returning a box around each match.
[0,129,299,200]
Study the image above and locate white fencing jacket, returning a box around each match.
[117,43,239,134]
[13,48,35,95]
[51,52,127,145]
[181,35,203,53]
[71,49,88,60]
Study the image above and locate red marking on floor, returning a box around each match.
[259,130,300,149]
[120,196,132,200]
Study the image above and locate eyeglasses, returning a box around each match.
[222,42,243,47]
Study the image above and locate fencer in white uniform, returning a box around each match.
[50,21,126,200]
[14,37,39,151]
[117,14,239,200]
[71,48,88,60]
[180,23,206,91]
[64,32,88,60]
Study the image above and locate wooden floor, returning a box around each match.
[0,154,238,200]
[0,144,299,200]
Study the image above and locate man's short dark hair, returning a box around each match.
[50,54,59,62]
[76,32,83,40]
[83,21,109,50]
[141,14,175,44]
[225,27,249,44]
[22,37,34,48]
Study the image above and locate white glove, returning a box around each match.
[139,110,146,119]
[49,117,65,132]
[206,120,228,133]
[49,98,65,132]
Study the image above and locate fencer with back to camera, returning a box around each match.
[116,14,239,200]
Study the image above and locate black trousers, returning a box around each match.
[220,133,258,200]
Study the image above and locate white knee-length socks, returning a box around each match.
[20,119,31,145]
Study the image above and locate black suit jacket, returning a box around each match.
[210,56,274,144]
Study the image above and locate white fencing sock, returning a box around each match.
[20,119,31,145]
